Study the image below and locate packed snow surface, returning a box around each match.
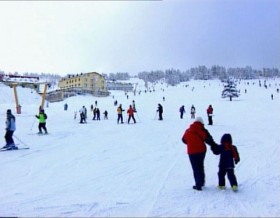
[0,78,279,217]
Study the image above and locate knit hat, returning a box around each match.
[221,133,232,144]
[7,109,11,114]
[195,116,204,124]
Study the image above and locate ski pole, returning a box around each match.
[30,116,36,131]
[14,134,29,147]
[154,111,158,120]
[135,112,140,122]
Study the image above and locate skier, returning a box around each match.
[103,110,108,120]
[182,117,219,191]
[191,105,196,119]
[2,109,17,150]
[157,104,163,120]
[207,105,213,125]
[132,100,137,112]
[117,104,124,124]
[92,107,97,120]
[215,133,240,192]
[179,105,185,119]
[96,108,100,120]
[35,108,48,134]
[79,106,86,123]
[127,105,136,124]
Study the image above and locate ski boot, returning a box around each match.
[231,185,238,192]
[6,143,18,150]
[218,185,226,190]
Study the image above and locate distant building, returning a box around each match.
[1,74,41,90]
[106,81,134,92]
[58,72,109,96]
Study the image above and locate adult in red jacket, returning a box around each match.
[127,105,136,124]
[182,117,218,191]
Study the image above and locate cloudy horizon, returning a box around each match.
[0,0,279,76]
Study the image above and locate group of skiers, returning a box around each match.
[179,104,196,119]
[182,116,240,192]
[2,100,239,193]
[117,102,137,124]
[179,104,214,125]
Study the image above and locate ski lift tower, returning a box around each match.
[13,83,21,114]
[39,83,48,110]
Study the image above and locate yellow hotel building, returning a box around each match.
[58,72,109,96]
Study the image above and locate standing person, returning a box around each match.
[157,104,163,120]
[92,107,97,120]
[182,117,219,191]
[179,105,185,119]
[84,106,87,122]
[2,109,17,150]
[35,108,48,134]
[117,104,124,124]
[103,110,108,120]
[79,106,86,123]
[96,108,100,120]
[127,105,136,124]
[207,105,214,125]
[191,104,196,119]
[132,100,137,112]
[215,133,240,192]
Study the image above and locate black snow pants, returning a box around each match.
[5,130,14,145]
[189,152,206,188]
[218,168,238,187]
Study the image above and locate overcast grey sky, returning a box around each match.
[0,0,279,76]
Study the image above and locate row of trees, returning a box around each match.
[137,66,280,86]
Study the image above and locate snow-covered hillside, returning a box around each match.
[0,78,279,217]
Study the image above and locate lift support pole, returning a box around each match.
[40,83,48,110]
[13,83,21,114]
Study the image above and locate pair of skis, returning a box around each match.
[0,144,30,152]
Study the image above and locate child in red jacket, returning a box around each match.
[216,133,240,192]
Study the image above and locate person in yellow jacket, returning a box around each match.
[35,108,48,134]
[117,104,124,124]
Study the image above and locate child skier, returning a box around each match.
[216,133,240,192]
[36,108,48,134]
[191,105,196,119]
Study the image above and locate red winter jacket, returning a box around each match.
[182,121,208,154]
[127,107,134,116]
[207,106,213,115]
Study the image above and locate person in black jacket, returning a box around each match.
[157,104,163,120]
[215,133,240,192]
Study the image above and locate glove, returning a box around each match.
[210,144,220,155]
[234,158,240,164]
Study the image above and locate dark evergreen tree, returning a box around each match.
[221,78,240,101]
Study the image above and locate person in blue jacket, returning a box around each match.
[3,109,17,150]
[215,133,240,192]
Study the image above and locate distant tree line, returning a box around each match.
[137,66,280,86]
